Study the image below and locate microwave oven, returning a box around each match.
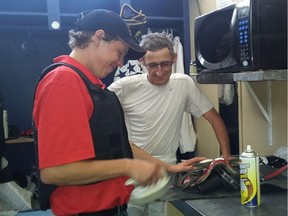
[194,0,287,73]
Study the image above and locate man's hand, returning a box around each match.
[166,157,206,173]
[222,154,237,161]
[127,159,165,187]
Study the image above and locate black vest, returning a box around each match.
[33,62,133,210]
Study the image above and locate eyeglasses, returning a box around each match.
[145,61,173,71]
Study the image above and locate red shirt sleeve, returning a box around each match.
[33,67,95,169]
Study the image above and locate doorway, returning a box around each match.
[219,83,239,155]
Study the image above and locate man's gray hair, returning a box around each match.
[68,30,117,49]
[139,32,175,56]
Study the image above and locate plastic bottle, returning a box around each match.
[239,145,261,207]
[3,110,8,139]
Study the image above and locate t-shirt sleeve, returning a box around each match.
[107,80,125,102]
[185,77,213,118]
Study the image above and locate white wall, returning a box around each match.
[238,81,288,155]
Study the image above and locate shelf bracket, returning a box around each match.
[245,82,272,146]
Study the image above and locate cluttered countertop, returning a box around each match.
[162,156,287,216]
[1,152,287,216]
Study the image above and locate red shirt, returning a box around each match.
[33,55,133,216]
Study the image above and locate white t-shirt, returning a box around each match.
[108,73,213,163]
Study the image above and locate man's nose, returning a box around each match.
[117,58,124,67]
[155,68,166,77]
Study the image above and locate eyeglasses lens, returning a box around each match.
[147,61,172,70]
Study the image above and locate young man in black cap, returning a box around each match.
[33,9,204,216]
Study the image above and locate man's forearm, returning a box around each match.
[203,108,232,159]
[130,142,206,173]
[214,125,231,157]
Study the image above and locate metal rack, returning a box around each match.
[195,69,287,147]
[233,69,287,82]
[196,69,287,84]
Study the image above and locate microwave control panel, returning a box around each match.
[237,7,250,67]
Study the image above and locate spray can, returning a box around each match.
[239,145,261,207]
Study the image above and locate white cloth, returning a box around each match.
[172,36,184,74]
[108,73,212,163]
[179,113,197,153]
[218,84,235,105]
[173,36,197,153]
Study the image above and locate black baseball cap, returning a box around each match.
[75,9,146,60]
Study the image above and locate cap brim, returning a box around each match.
[118,37,146,60]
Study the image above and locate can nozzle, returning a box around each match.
[246,145,253,152]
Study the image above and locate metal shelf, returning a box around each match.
[233,69,287,82]
[195,69,287,84]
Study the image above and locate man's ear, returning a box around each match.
[92,30,105,43]
[139,57,145,65]
[172,53,177,64]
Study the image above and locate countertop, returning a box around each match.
[168,186,287,216]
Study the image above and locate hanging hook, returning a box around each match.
[21,29,38,52]
[22,28,31,50]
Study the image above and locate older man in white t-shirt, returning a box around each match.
[108,32,232,216]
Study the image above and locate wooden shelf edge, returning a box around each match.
[5,137,34,144]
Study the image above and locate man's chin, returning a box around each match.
[100,70,113,79]
[156,79,169,86]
